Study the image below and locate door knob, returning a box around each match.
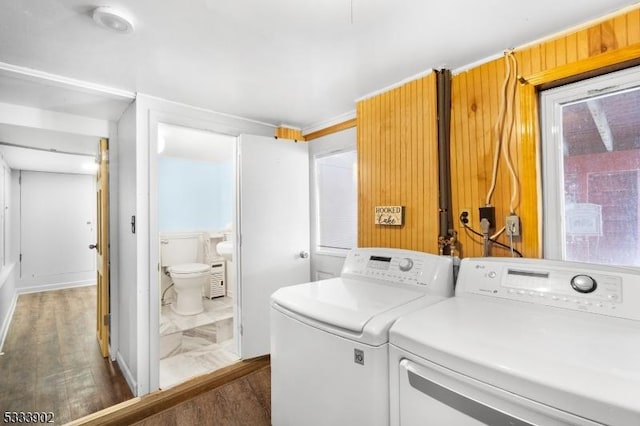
[89,243,98,250]
[299,251,309,259]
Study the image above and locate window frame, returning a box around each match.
[311,148,357,258]
[540,65,640,262]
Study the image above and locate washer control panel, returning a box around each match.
[456,257,640,320]
[340,248,453,297]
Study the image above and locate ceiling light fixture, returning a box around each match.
[92,6,135,34]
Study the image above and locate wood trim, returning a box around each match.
[274,127,305,141]
[303,118,357,141]
[67,356,270,426]
[518,84,542,258]
[522,42,640,87]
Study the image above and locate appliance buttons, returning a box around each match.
[398,258,414,272]
[571,274,597,293]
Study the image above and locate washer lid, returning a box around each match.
[272,277,432,342]
[168,263,210,274]
[390,296,640,426]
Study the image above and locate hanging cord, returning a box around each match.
[502,51,520,213]
[492,226,505,240]
[509,231,515,257]
[484,51,520,248]
[485,50,520,211]
[485,51,512,205]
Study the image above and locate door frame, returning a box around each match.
[148,111,252,391]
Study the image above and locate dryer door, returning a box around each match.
[397,358,597,426]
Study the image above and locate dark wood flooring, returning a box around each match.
[132,365,271,426]
[0,286,133,424]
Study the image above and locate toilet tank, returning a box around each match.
[160,235,202,267]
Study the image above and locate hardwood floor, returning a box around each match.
[0,286,133,424]
[132,364,271,426]
[68,356,271,426]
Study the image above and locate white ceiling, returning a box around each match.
[0,144,97,175]
[0,121,101,174]
[1,0,638,131]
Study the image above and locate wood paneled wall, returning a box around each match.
[356,73,440,254]
[451,7,640,258]
[354,6,640,258]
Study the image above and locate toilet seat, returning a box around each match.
[168,263,210,274]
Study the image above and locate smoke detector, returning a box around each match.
[92,6,135,34]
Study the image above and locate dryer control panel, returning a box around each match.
[456,257,640,321]
[340,248,453,297]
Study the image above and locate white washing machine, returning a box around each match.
[389,257,640,426]
[271,248,454,426]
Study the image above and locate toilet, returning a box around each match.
[161,235,210,315]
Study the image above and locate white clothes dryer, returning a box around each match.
[389,257,640,426]
[270,248,454,426]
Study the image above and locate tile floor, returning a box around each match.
[159,296,239,389]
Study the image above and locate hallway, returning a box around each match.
[0,286,133,423]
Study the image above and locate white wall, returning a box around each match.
[308,127,357,279]
[115,101,138,394]
[16,171,96,292]
[0,158,16,350]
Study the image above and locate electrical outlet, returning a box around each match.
[479,206,496,229]
[506,215,520,237]
[459,209,471,226]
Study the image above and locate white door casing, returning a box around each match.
[237,134,310,359]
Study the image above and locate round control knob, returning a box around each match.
[398,258,414,272]
[571,275,597,293]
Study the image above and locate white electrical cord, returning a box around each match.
[509,231,515,257]
[485,50,520,214]
[485,52,512,206]
[502,52,520,213]
[491,226,505,240]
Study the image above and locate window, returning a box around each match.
[314,150,357,254]
[541,66,640,266]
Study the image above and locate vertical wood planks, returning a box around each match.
[356,73,439,254]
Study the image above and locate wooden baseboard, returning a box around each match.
[67,355,271,426]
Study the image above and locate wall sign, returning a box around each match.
[375,206,404,226]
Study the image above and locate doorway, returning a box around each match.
[0,141,131,423]
[154,123,239,389]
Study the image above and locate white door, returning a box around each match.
[238,134,310,358]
